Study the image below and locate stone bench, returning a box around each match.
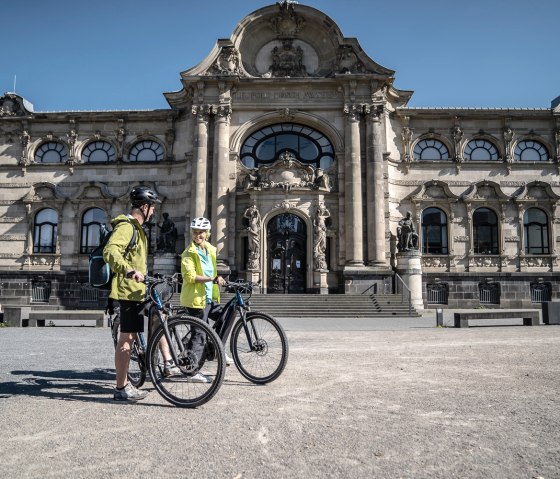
[454,309,541,328]
[3,306,106,327]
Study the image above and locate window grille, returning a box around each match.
[31,280,51,303]
[530,282,552,303]
[427,283,449,304]
[479,282,500,304]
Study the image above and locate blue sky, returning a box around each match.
[2,0,559,111]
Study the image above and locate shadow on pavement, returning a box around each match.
[0,368,115,403]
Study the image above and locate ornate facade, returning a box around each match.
[0,2,559,309]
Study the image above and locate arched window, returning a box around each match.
[81,208,108,253]
[82,141,116,163]
[413,139,450,160]
[240,123,334,169]
[514,140,549,161]
[422,207,448,254]
[524,208,549,254]
[473,208,499,255]
[129,140,164,162]
[464,139,498,161]
[35,141,68,163]
[33,208,58,253]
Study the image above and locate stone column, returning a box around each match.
[344,104,363,267]
[365,105,386,266]
[396,250,424,311]
[191,105,211,219]
[211,105,231,268]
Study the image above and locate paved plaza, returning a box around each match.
[0,313,559,478]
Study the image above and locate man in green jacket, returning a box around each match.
[103,185,160,401]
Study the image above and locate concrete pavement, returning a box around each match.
[0,316,558,478]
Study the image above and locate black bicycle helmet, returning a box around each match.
[129,185,161,206]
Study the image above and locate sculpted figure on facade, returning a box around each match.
[244,203,261,270]
[18,129,30,166]
[397,211,419,252]
[313,203,330,270]
[157,212,178,253]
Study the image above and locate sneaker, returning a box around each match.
[225,353,233,366]
[186,372,213,383]
[113,383,148,401]
[163,360,181,377]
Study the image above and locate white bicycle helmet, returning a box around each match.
[190,217,211,230]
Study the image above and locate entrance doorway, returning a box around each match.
[267,213,306,294]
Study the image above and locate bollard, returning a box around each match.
[436,308,443,327]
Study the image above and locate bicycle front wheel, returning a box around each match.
[230,312,289,384]
[111,312,147,388]
[147,315,226,408]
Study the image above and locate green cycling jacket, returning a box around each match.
[103,214,147,302]
[180,241,220,309]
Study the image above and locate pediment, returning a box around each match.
[513,181,560,202]
[411,180,460,203]
[462,180,509,202]
[22,182,67,203]
[174,2,394,80]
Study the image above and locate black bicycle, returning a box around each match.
[175,279,289,384]
[109,274,226,407]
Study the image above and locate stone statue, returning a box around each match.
[397,211,419,252]
[313,203,330,270]
[157,212,177,253]
[244,204,261,270]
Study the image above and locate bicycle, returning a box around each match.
[174,279,289,384]
[108,274,226,407]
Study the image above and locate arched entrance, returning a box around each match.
[267,213,306,294]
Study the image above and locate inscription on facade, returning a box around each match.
[505,236,520,242]
[454,236,469,242]
[232,90,341,102]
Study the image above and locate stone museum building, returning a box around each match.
[0,1,558,310]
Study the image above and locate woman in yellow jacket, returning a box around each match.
[180,217,226,383]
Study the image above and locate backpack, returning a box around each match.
[89,222,138,289]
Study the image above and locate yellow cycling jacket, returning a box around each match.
[180,241,220,309]
[103,215,147,301]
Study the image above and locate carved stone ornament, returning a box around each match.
[267,38,307,77]
[241,152,331,192]
[0,93,33,117]
[205,46,242,76]
[335,46,367,74]
[269,1,306,36]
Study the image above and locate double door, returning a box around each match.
[267,213,306,294]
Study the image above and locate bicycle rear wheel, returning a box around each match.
[147,315,226,408]
[110,311,147,388]
[230,311,289,384]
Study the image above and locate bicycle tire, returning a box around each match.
[147,315,226,408]
[110,311,147,388]
[230,311,289,384]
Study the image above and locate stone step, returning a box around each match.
[169,293,419,318]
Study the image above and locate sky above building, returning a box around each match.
[3,0,559,111]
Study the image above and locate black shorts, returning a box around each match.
[119,300,145,333]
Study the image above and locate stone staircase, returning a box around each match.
[171,293,420,318]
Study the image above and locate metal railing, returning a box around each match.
[427,283,449,305]
[479,283,500,304]
[31,282,51,303]
[394,273,412,316]
[530,283,552,303]
[80,284,100,303]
